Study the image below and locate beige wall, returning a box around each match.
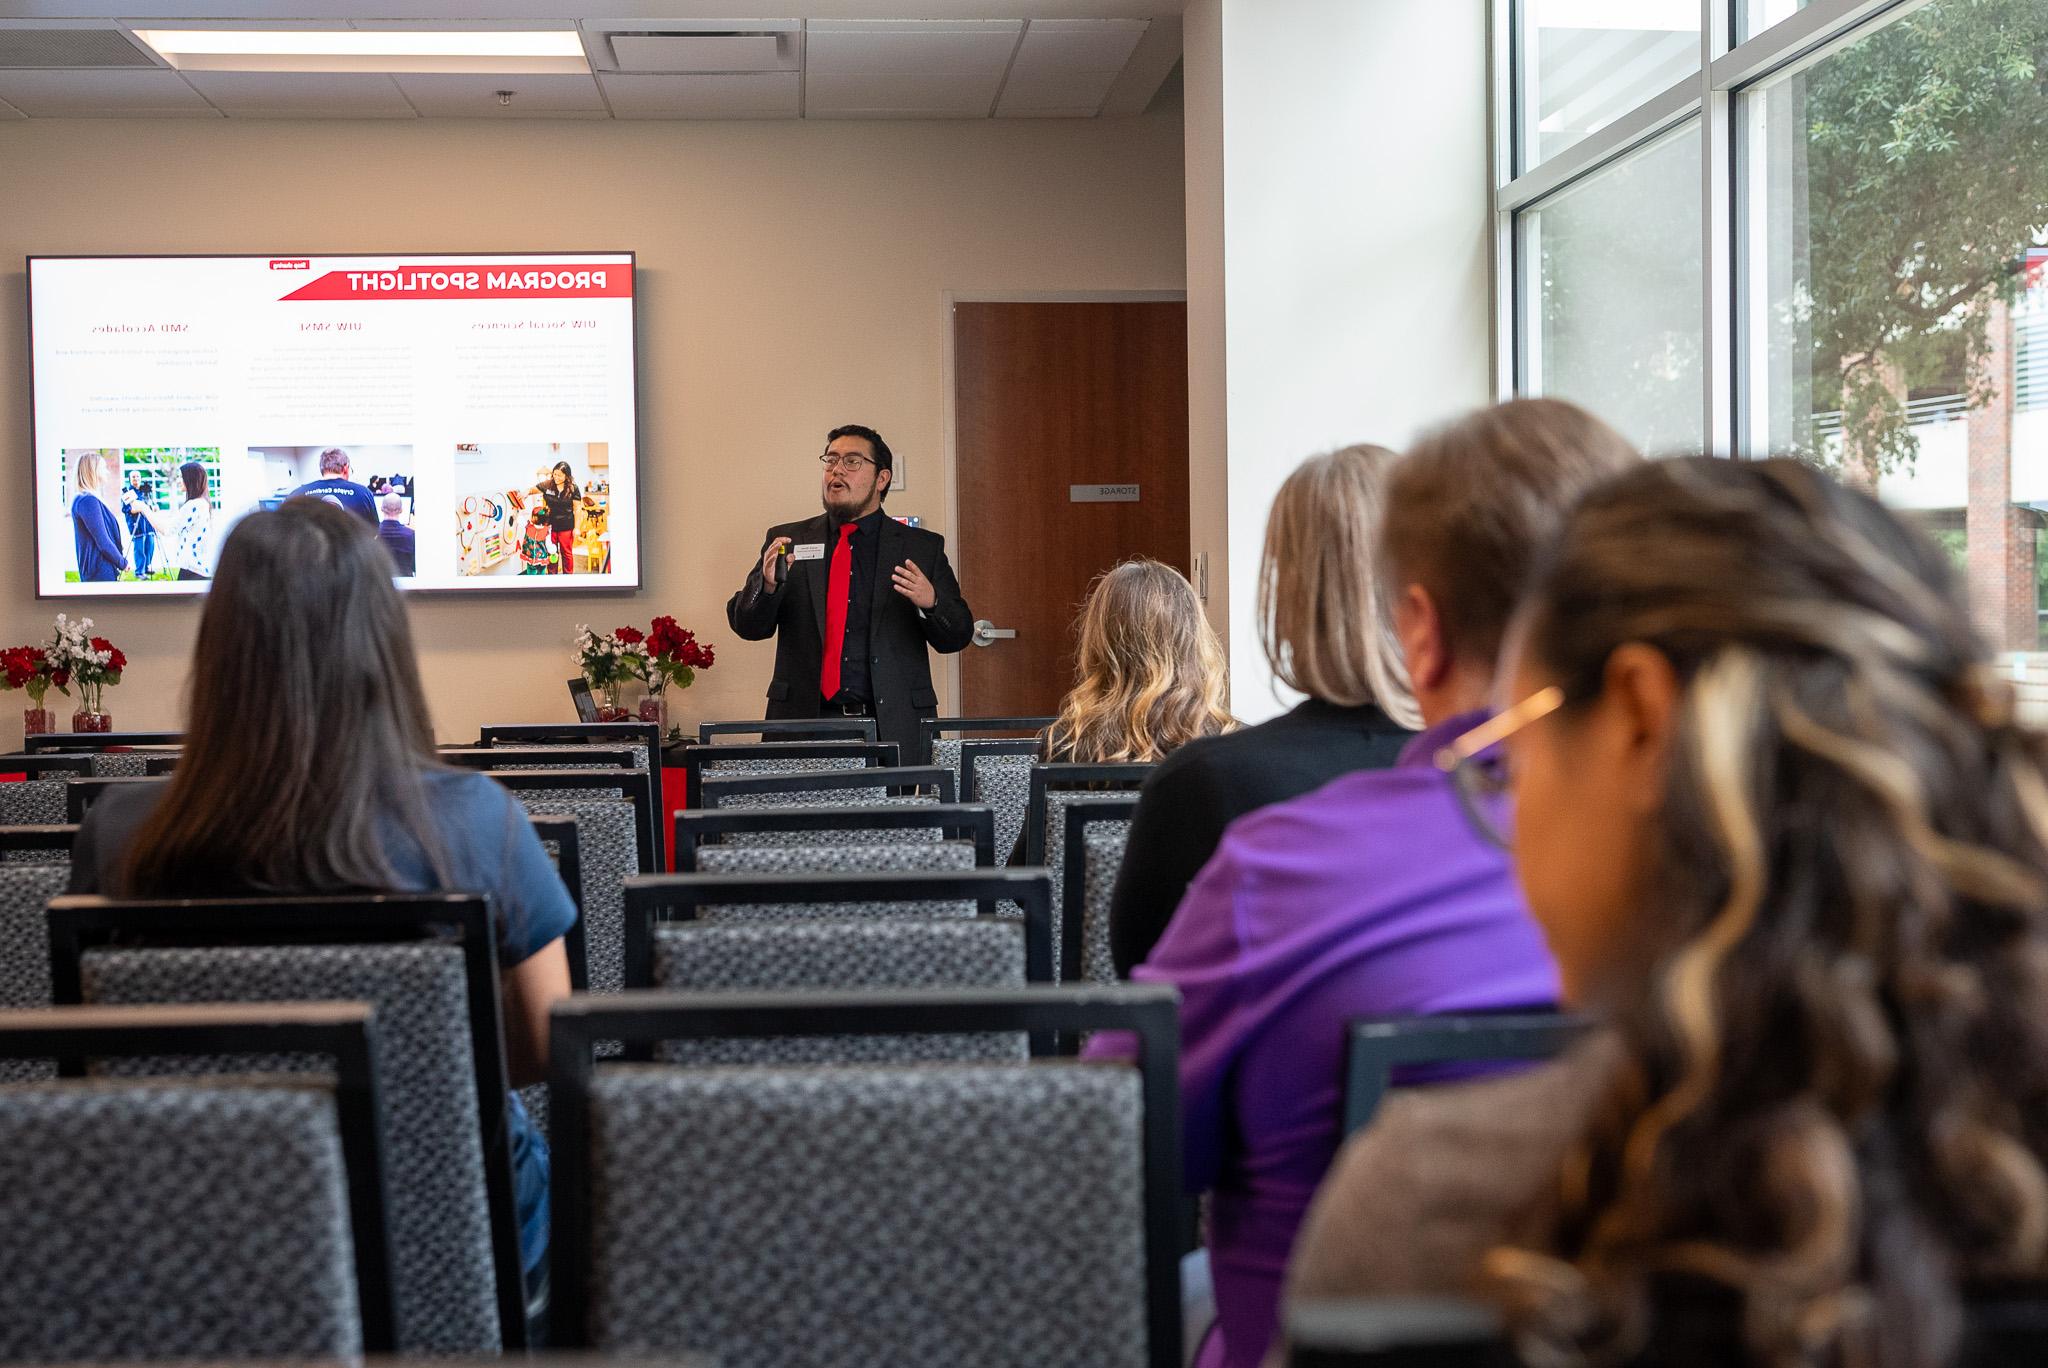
[0,107,1185,743]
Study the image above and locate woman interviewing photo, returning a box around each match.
[127,460,217,581]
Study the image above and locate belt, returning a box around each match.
[825,699,874,717]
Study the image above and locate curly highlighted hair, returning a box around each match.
[1486,456,2048,1368]
[1043,559,1235,763]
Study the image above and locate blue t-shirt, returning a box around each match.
[71,493,127,582]
[288,477,379,527]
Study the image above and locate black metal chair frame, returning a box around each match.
[1024,763,1155,865]
[0,823,79,857]
[527,814,588,992]
[44,892,530,1350]
[1341,1012,1589,1138]
[1061,795,1141,983]
[698,763,955,809]
[64,774,163,823]
[24,731,184,753]
[478,722,666,869]
[0,999,400,1354]
[679,739,901,808]
[1283,1297,1515,1367]
[675,802,997,871]
[0,753,95,779]
[621,867,1056,991]
[491,767,659,876]
[545,984,1185,1366]
[696,717,878,743]
[959,739,1044,803]
[440,746,639,773]
[919,715,1056,741]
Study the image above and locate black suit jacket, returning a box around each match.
[725,513,974,764]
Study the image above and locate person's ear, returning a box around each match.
[1393,584,1449,693]
[876,466,893,498]
[1599,643,1680,815]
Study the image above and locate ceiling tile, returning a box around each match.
[806,70,999,119]
[1008,19,1149,78]
[181,70,415,117]
[996,69,1121,118]
[804,20,1021,76]
[395,72,606,117]
[598,72,797,119]
[0,68,216,116]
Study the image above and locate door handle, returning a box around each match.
[970,619,1017,648]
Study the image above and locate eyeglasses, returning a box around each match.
[818,452,875,472]
[1434,685,1565,851]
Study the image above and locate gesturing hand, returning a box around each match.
[891,558,937,610]
[760,537,791,590]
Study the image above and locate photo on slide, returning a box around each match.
[249,445,417,577]
[454,441,611,578]
[61,446,224,584]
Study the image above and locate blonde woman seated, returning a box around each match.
[1010,559,1234,858]
[1108,444,1420,976]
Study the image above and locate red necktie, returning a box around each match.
[819,521,859,701]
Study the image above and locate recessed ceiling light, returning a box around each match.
[134,28,590,74]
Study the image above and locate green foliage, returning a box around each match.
[1800,0,2048,472]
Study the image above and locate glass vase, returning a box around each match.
[638,691,667,731]
[23,707,54,738]
[596,681,630,723]
[72,710,112,734]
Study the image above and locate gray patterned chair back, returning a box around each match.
[695,840,976,921]
[969,753,1035,863]
[88,752,153,778]
[509,796,640,995]
[929,736,966,789]
[1043,791,1144,980]
[0,780,68,827]
[701,756,870,781]
[651,917,1027,1066]
[582,1061,1147,1365]
[0,1076,367,1361]
[79,943,503,1354]
[1080,821,1133,985]
[0,864,70,1080]
[718,796,946,847]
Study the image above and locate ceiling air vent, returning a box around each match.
[596,22,799,74]
[0,28,157,69]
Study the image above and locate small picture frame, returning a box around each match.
[567,677,599,723]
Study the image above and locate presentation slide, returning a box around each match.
[28,252,639,596]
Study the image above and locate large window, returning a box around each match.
[1521,121,1703,454]
[1516,0,1700,172]
[1501,0,2048,658]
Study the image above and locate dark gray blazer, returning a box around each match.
[725,512,974,764]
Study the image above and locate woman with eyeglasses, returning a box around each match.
[1289,456,2048,1368]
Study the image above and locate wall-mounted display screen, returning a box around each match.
[28,252,638,595]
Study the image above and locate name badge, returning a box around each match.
[789,542,826,562]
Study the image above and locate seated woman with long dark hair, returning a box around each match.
[68,497,574,1293]
[1288,456,2048,1367]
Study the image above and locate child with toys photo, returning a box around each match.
[518,504,557,575]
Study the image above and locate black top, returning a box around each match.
[538,487,577,532]
[828,508,887,703]
[1108,698,1413,976]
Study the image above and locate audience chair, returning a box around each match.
[1063,795,1139,984]
[0,1000,397,1362]
[491,768,657,873]
[699,763,953,812]
[675,802,996,865]
[479,721,664,867]
[0,754,94,826]
[623,868,1055,990]
[25,730,184,755]
[920,716,1054,794]
[1281,1298,1515,1367]
[441,745,639,774]
[0,860,73,1079]
[64,774,164,824]
[1026,764,1154,981]
[1341,1013,1590,1138]
[516,813,589,1139]
[504,793,638,998]
[648,917,1035,1066]
[547,984,1183,1367]
[696,716,877,743]
[0,822,78,863]
[961,739,1045,862]
[692,837,977,881]
[680,738,899,808]
[47,893,529,1354]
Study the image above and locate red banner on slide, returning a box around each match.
[279,263,631,302]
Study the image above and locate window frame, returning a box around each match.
[1493,0,1937,456]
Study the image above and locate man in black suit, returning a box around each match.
[726,425,973,764]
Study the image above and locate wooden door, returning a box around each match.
[954,300,1190,717]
